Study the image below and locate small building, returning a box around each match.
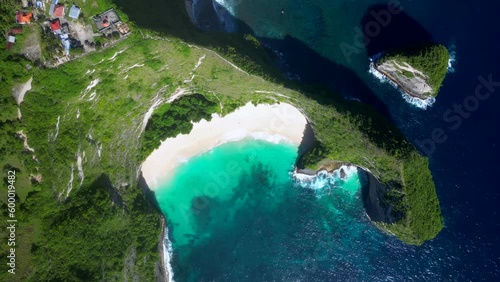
[10,27,23,35]
[93,8,121,32]
[60,33,70,55]
[16,12,33,24]
[6,36,16,50]
[68,5,81,19]
[115,22,131,35]
[48,0,58,16]
[50,18,61,33]
[36,0,44,9]
[53,4,65,17]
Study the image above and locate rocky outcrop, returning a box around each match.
[373,60,433,99]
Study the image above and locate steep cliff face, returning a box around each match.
[359,169,401,224]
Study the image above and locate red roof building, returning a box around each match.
[10,27,23,35]
[16,12,33,24]
[50,19,61,32]
[53,4,65,17]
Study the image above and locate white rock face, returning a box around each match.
[376,60,433,98]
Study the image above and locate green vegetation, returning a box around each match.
[0,1,18,34]
[0,0,443,280]
[378,44,450,95]
[142,94,219,158]
[375,152,443,245]
[14,175,160,281]
[401,70,414,78]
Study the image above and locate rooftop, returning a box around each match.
[68,5,81,19]
[16,12,33,24]
[53,4,65,17]
[93,9,121,32]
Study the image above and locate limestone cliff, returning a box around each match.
[373,44,450,99]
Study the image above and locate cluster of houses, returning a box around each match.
[45,2,83,55]
[5,1,131,58]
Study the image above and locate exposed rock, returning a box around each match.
[373,60,432,99]
[30,173,43,184]
[340,168,346,179]
[359,169,401,224]
[15,130,35,153]
[12,77,33,105]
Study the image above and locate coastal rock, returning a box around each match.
[359,169,401,224]
[372,44,450,101]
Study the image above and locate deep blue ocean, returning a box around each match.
[158,0,499,280]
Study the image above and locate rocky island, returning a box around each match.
[372,44,450,103]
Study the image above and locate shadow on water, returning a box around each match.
[360,4,435,57]
[259,35,392,118]
[113,0,388,116]
[113,0,416,160]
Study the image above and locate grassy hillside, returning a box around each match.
[0,0,442,280]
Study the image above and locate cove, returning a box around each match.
[155,139,386,281]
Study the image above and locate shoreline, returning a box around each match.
[141,102,310,191]
[185,0,228,31]
[372,64,428,100]
[369,61,435,109]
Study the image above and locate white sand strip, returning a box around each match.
[141,102,308,190]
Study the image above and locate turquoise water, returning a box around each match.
[155,139,385,281]
[185,0,500,279]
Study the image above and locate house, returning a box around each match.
[10,27,23,35]
[53,4,65,17]
[6,36,16,50]
[116,22,131,35]
[36,0,44,9]
[60,33,70,55]
[68,5,81,19]
[50,18,61,33]
[93,9,121,32]
[16,12,33,24]
[48,0,58,15]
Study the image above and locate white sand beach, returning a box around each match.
[141,102,308,190]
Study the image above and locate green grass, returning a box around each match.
[378,44,450,95]
[401,70,415,78]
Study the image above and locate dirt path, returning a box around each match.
[12,77,33,105]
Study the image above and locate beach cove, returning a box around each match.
[140,101,392,281]
[141,102,310,190]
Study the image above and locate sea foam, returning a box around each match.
[447,43,457,73]
[163,227,175,282]
[293,165,359,191]
[212,0,238,32]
